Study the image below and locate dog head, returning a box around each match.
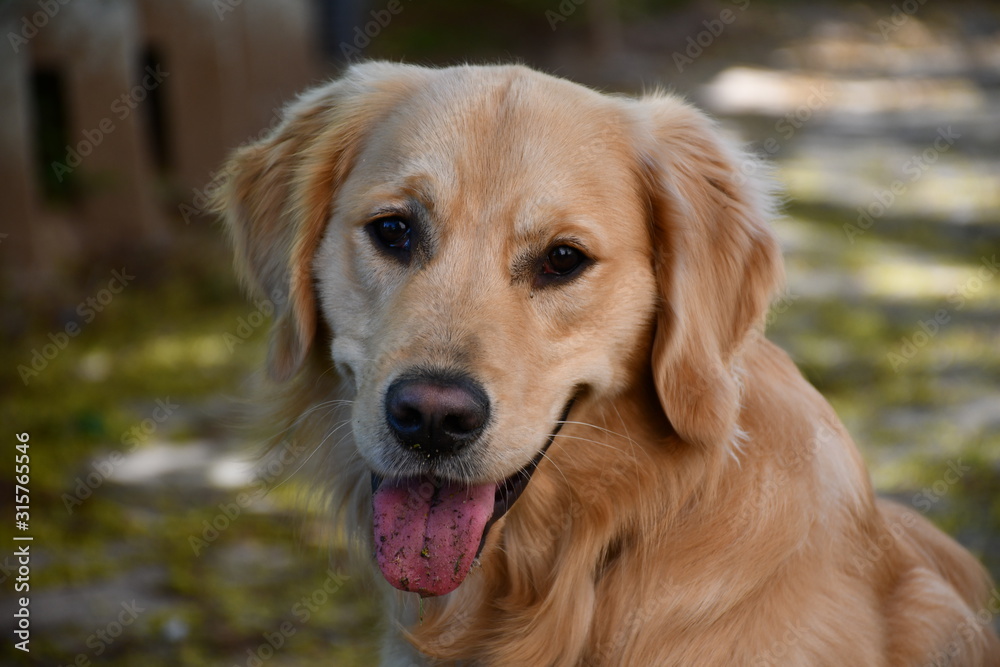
[217,62,782,597]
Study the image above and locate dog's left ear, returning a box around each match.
[213,63,425,382]
[634,95,784,449]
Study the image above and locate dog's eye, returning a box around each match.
[368,217,411,254]
[541,245,586,278]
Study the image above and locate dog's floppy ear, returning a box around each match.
[635,95,784,449]
[214,63,418,382]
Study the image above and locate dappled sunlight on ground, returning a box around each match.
[777,149,1000,221]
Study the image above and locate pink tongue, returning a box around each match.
[373,477,495,596]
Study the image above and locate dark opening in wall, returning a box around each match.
[30,66,77,205]
[139,46,171,172]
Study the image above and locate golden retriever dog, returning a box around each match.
[216,61,1000,665]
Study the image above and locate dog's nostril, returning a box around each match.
[442,412,481,436]
[389,403,423,432]
[384,375,490,457]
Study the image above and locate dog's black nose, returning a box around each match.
[385,375,490,458]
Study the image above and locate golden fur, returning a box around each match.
[216,62,1000,665]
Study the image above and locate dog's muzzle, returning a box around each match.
[370,392,576,597]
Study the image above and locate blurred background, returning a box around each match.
[1,0,998,664]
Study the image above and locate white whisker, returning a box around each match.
[537,449,568,486]
[269,417,353,490]
[557,419,637,445]
[610,403,643,495]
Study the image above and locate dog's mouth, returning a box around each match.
[370,398,575,597]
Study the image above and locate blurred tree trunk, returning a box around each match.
[315,0,366,65]
[587,0,622,58]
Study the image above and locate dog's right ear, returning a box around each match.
[214,63,421,382]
